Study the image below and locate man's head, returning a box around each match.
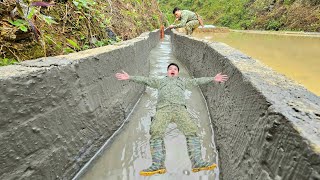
[173,7,182,19]
[167,63,179,77]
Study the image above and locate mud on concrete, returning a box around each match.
[170,30,320,180]
[1,28,320,180]
[0,31,160,179]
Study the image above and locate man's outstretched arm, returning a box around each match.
[186,72,229,88]
[115,71,160,88]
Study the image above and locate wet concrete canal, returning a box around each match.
[74,36,219,180]
[2,30,320,180]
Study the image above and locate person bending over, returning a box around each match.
[169,7,204,35]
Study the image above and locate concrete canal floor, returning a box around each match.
[74,35,219,180]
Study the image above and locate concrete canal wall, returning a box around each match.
[0,31,159,179]
[170,30,320,180]
[1,27,320,180]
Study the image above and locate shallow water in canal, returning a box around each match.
[193,31,320,96]
[75,35,219,180]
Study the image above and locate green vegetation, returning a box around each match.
[8,19,29,32]
[158,0,320,31]
[158,0,253,28]
[1,0,319,66]
[0,0,162,64]
[0,58,18,66]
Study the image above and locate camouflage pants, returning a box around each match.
[185,20,200,35]
[150,105,198,140]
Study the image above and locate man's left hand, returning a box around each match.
[214,73,228,83]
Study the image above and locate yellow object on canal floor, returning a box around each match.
[192,163,217,172]
[139,168,167,176]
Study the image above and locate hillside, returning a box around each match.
[1,0,319,66]
[0,0,163,65]
[158,0,320,32]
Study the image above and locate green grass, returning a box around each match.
[0,58,19,66]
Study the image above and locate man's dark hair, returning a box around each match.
[173,7,180,14]
[167,63,179,71]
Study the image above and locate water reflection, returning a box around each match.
[194,31,320,95]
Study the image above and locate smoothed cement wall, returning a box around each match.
[0,31,159,179]
[170,30,320,180]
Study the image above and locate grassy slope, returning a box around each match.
[1,0,319,65]
[158,0,320,31]
[0,0,163,64]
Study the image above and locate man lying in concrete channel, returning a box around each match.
[168,7,204,35]
[115,63,228,176]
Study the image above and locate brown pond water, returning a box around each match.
[193,31,320,96]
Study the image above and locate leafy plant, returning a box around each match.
[8,19,28,32]
[40,14,59,25]
[82,44,90,50]
[66,38,81,50]
[0,58,18,66]
[266,20,282,30]
[284,0,296,5]
[94,40,106,47]
[63,47,75,53]
[12,1,57,40]
[73,0,96,10]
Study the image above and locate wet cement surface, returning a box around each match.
[76,36,219,180]
[193,31,320,96]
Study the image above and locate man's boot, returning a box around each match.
[140,138,166,176]
[186,136,217,172]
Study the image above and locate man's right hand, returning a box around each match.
[115,71,130,80]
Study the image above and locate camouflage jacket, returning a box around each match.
[130,76,213,109]
[173,10,198,28]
